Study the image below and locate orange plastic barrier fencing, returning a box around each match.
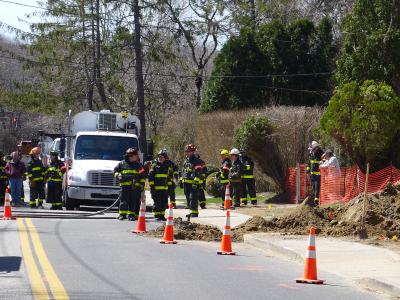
[286,165,400,205]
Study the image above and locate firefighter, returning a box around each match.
[26,147,46,209]
[307,141,324,205]
[148,150,170,221]
[240,148,257,205]
[181,144,203,217]
[46,151,65,210]
[217,149,231,209]
[0,152,8,206]
[195,151,207,209]
[229,148,243,207]
[16,145,25,204]
[160,149,179,209]
[114,148,145,221]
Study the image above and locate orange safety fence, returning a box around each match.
[286,165,400,205]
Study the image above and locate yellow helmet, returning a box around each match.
[220,149,229,156]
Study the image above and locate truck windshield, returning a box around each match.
[74,135,139,160]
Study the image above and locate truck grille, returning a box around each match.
[89,172,119,186]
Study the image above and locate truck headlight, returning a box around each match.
[69,175,82,183]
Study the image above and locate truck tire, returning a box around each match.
[64,192,76,211]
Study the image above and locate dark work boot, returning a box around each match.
[241,200,248,206]
[118,215,126,221]
[200,202,206,209]
[251,200,257,205]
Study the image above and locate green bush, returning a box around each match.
[320,80,400,171]
[205,164,219,177]
[205,172,222,197]
[234,116,286,191]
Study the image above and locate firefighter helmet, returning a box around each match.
[220,149,229,156]
[158,148,168,158]
[29,147,41,156]
[229,148,240,155]
[50,151,59,157]
[185,144,196,152]
[126,147,138,155]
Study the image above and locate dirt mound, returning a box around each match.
[234,190,400,240]
[145,217,224,242]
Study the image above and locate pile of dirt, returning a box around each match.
[145,217,225,242]
[233,187,400,240]
[146,184,400,242]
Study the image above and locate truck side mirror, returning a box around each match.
[60,135,66,159]
[146,139,154,161]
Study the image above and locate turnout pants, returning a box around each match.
[199,188,206,208]
[230,182,242,207]
[46,182,63,209]
[184,182,199,215]
[30,182,45,208]
[0,180,7,206]
[152,189,168,219]
[168,182,176,206]
[119,187,141,218]
[311,174,321,202]
[241,178,257,205]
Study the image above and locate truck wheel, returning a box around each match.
[64,193,75,211]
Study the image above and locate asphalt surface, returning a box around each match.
[0,212,381,300]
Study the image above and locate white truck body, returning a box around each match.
[64,110,141,206]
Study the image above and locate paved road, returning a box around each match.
[0,214,380,300]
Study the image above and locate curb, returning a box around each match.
[243,233,400,298]
[355,278,400,298]
[243,234,304,264]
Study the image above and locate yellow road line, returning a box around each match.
[17,219,50,300]
[25,218,70,300]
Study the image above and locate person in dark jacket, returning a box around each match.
[307,141,324,205]
[114,148,145,221]
[181,144,204,217]
[27,147,47,208]
[229,148,243,207]
[240,148,257,205]
[5,151,26,206]
[218,149,231,209]
[0,152,8,206]
[46,151,66,210]
[148,150,170,221]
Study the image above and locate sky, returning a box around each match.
[0,0,41,39]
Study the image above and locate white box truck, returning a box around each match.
[51,110,142,210]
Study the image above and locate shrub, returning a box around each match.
[205,172,222,197]
[320,80,400,171]
[234,116,286,190]
[205,164,219,177]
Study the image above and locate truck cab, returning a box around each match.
[64,110,141,210]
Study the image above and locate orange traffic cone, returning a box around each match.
[160,203,177,244]
[217,210,235,255]
[224,184,232,210]
[2,187,15,220]
[133,194,146,234]
[296,227,324,284]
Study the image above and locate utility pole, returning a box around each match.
[133,0,147,158]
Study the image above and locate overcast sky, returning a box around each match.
[0,0,40,39]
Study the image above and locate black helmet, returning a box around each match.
[50,151,58,157]
[126,148,138,155]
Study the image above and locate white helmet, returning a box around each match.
[230,148,240,155]
[311,141,319,149]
